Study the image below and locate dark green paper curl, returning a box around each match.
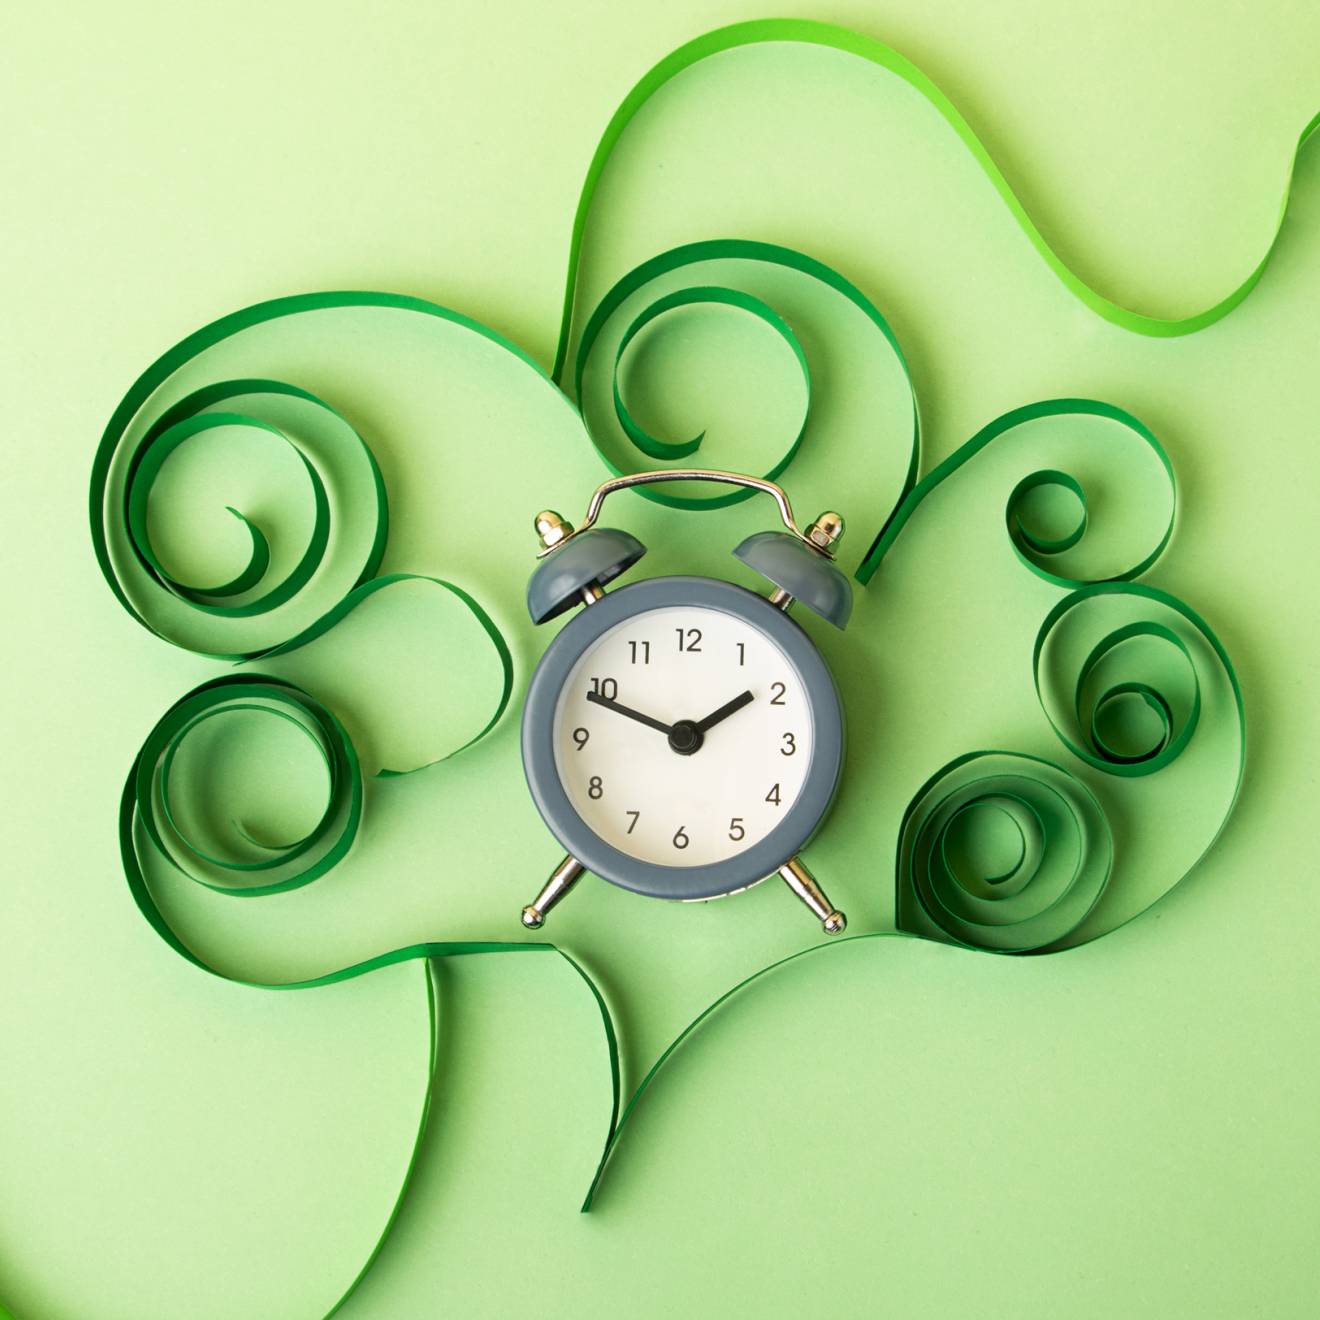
[120,675,621,1316]
[892,581,1244,954]
[127,409,327,614]
[135,678,361,895]
[860,397,1176,587]
[611,284,809,465]
[572,238,917,517]
[898,752,1113,954]
[108,375,389,658]
[1035,585,1207,779]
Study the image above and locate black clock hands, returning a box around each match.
[694,689,754,732]
[585,690,673,735]
[586,687,755,756]
[669,689,754,755]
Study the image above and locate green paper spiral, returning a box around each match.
[130,675,362,898]
[861,397,1176,587]
[893,582,1244,954]
[897,752,1113,953]
[1034,584,1210,779]
[572,238,918,517]
[103,377,388,659]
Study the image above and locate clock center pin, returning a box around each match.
[667,720,703,756]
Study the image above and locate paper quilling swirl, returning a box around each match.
[64,16,1290,1320]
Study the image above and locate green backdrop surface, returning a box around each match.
[2,1,1318,1317]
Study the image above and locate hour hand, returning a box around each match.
[695,689,754,732]
[585,690,672,735]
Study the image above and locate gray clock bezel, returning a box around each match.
[521,575,844,901]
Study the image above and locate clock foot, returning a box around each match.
[521,855,585,929]
[778,857,847,935]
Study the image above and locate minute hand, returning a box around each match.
[695,689,755,732]
[585,690,673,735]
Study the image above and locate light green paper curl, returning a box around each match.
[553,15,1320,383]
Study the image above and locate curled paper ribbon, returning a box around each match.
[893,580,1244,953]
[608,285,808,465]
[1034,584,1209,778]
[90,294,580,661]
[132,677,363,896]
[572,238,918,518]
[125,386,353,632]
[59,14,1275,1320]
[858,397,1175,585]
[897,752,1113,954]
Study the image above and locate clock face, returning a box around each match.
[552,604,814,868]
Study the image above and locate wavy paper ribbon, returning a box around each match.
[52,14,1283,1320]
[554,15,1320,370]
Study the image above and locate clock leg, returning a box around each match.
[777,857,847,935]
[521,855,585,929]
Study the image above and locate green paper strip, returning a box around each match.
[553,15,1320,383]
[900,753,1113,953]
[90,294,618,1317]
[858,397,1175,584]
[91,295,579,660]
[120,676,620,1318]
[611,284,809,464]
[127,409,328,615]
[572,237,919,518]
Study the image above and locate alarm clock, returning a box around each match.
[519,469,852,935]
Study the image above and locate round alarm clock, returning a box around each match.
[519,469,852,935]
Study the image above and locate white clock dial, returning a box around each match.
[552,605,814,867]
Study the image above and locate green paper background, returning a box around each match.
[2,1,1318,1317]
